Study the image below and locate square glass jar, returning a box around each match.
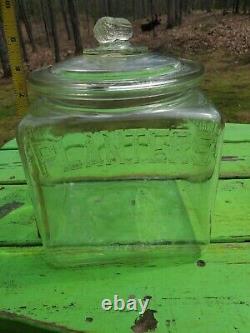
[17,17,224,266]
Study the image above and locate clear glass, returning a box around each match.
[17,16,224,266]
[17,91,224,267]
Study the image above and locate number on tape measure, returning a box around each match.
[1,0,29,115]
[4,0,11,9]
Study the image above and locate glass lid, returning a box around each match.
[29,17,203,101]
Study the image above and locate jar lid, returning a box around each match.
[29,17,203,102]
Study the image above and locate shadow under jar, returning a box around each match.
[17,17,224,267]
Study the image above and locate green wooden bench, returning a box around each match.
[1,123,250,332]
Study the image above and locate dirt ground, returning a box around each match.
[0,11,249,147]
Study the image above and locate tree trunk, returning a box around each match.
[68,0,83,55]
[242,0,249,13]
[180,0,183,23]
[132,0,136,20]
[15,1,28,62]
[47,0,60,62]
[233,0,240,13]
[243,0,247,12]
[175,0,183,25]
[83,0,90,35]
[167,0,176,28]
[92,0,99,23]
[205,0,212,12]
[141,0,146,17]
[60,0,71,40]
[183,0,192,14]
[150,0,154,19]
[17,0,36,52]
[17,21,28,63]
[0,20,11,78]
[104,0,111,16]
[40,0,51,48]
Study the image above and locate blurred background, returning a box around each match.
[0,0,249,146]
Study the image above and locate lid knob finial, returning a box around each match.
[94,17,133,45]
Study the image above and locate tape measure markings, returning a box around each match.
[1,0,28,115]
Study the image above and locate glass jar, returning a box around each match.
[17,17,224,266]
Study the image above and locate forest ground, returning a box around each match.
[0,11,249,146]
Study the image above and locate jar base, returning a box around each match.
[42,243,205,268]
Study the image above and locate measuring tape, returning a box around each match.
[1,0,28,115]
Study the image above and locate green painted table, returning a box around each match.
[1,123,250,332]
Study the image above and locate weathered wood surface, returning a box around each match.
[0,185,38,246]
[0,244,250,333]
[0,123,250,245]
[1,123,250,333]
[1,178,250,246]
[1,124,250,184]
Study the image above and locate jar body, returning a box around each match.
[17,91,224,265]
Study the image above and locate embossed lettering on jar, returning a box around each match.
[17,17,224,266]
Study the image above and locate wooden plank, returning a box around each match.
[0,150,25,184]
[0,141,250,184]
[1,124,250,184]
[0,185,39,245]
[0,243,250,333]
[1,142,250,183]
[221,141,250,178]
[1,179,250,246]
[224,123,250,142]
[2,123,250,151]
[1,138,18,150]
[0,123,250,245]
[212,179,250,242]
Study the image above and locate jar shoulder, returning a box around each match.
[18,91,223,131]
